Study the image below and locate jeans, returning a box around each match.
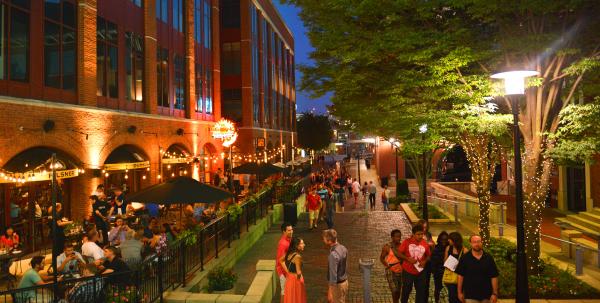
[368,193,376,209]
[401,271,427,303]
[446,283,460,303]
[382,200,389,211]
[325,201,335,228]
[337,192,345,207]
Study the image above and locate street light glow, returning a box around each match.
[419,124,428,134]
[491,70,539,95]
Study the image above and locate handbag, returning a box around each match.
[442,250,463,285]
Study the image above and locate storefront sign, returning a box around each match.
[103,161,150,171]
[162,157,191,164]
[0,168,81,183]
[211,118,238,147]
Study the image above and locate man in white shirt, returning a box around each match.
[351,178,361,209]
[81,231,104,265]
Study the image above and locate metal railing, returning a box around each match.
[540,233,600,276]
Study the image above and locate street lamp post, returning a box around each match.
[492,70,539,303]
[419,124,428,221]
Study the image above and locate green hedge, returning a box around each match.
[408,203,448,220]
[472,238,600,299]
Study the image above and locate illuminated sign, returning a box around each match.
[211,119,238,147]
[0,168,81,183]
[103,161,150,171]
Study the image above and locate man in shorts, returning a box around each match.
[276,222,293,302]
[380,229,403,303]
[305,188,322,230]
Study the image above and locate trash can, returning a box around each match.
[284,203,298,226]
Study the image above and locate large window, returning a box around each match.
[221,0,239,28]
[262,19,269,126]
[194,0,202,44]
[222,42,240,75]
[172,0,183,32]
[157,48,169,107]
[125,32,143,102]
[156,0,168,23]
[129,0,141,7]
[97,17,118,98]
[195,63,202,112]
[44,0,76,90]
[0,1,30,81]
[203,1,211,48]
[222,89,241,123]
[205,68,212,114]
[174,54,184,110]
[250,5,259,125]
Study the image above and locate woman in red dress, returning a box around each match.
[280,237,306,303]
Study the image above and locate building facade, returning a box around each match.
[219,0,296,160]
[0,0,229,247]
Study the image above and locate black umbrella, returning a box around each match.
[125,176,233,205]
[232,162,284,176]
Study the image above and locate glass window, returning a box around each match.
[173,0,183,32]
[262,19,269,126]
[250,5,259,125]
[156,0,168,23]
[8,6,29,82]
[221,0,239,28]
[195,62,202,112]
[125,32,143,102]
[222,89,241,123]
[157,48,169,107]
[194,0,201,44]
[221,42,240,75]
[130,0,142,7]
[203,1,211,48]
[97,17,118,98]
[174,54,185,110]
[205,68,212,114]
[44,0,76,90]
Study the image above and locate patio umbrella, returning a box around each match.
[125,176,233,205]
[232,162,284,176]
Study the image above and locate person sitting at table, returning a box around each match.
[100,246,130,285]
[108,216,128,246]
[163,223,177,242]
[65,264,103,303]
[120,229,144,267]
[16,256,54,303]
[0,226,20,250]
[81,231,104,264]
[57,243,85,275]
[148,227,167,255]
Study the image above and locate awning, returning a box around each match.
[1,147,81,183]
[103,145,149,171]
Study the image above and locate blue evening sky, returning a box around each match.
[273,2,331,114]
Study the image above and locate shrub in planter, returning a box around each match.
[207,266,237,293]
[396,179,409,197]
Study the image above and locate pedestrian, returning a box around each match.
[444,231,468,303]
[322,184,335,229]
[305,189,322,230]
[335,174,346,212]
[399,224,431,303]
[431,231,449,303]
[456,235,499,303]
[362,181,368,201]
[346,176,353,200]
[317,184,329,224]
[280,237,307,303]
[323,229,348,303]
[368,181,377,211]
[381,185,390,211]
[351,178,361,208]
[380,229,403,303]
[276,222,293,303]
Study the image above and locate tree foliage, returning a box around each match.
[287,0,600,271]
[296,113,333,151]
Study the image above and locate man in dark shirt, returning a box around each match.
[456,235,499,303]
[101,246,131,285]
[323,229,348,303]
[334,174,346,212]
[91,195,110,245]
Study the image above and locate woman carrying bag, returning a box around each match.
[443,232,468,303]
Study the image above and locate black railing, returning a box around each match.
[0,179,307,303]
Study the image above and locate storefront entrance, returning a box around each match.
[567,166,586,212]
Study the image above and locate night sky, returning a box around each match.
[273,2,331,115]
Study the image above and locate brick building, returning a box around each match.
[219,0,296,159]
[0,0,265,250]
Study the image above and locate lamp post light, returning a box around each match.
[389,138,400,184]
[419,124,428,221]
[491,70,538,303]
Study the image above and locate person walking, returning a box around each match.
[335,174,346,212]
[444,231,468,303]
[380,229,403,303]
[456,235,499,303]
[431,231,449,303]
[322,184,335,229]
[417,220,435,303]
[368,181,377,211]
[280,237,307,303]
[305,189,322,230]
[323,229,348,303]
[399,224,431,303]
[351,178,361,209]
[381,186,390,211]
[276,222,294,302]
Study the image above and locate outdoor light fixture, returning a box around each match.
[419,124,428,134]
[492,69,538,303]
[491,70,539,95]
